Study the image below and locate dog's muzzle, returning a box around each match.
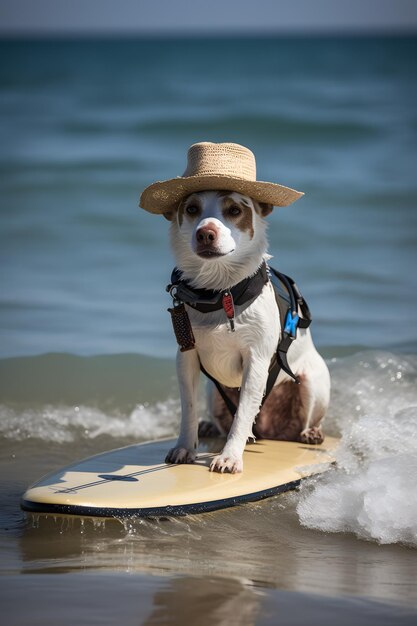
[195,223,225,257]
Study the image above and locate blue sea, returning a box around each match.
[1,36,417,625]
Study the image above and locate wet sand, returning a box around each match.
[2,573,417,626]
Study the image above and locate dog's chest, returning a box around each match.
[192,318,243,387]
[186,283,280,388]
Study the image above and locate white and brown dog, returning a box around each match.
[140,142,330,474]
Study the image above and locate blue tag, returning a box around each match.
[284,310,299,337]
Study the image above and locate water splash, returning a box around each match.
[297,351,417,547]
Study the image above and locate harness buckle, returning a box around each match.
[167,284,182,307]
[284,309,299,338]
[222,290,236,332]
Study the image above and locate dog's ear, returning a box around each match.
[162,210,175,221]
[258,202,273,217]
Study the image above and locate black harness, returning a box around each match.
[169,261,269,315]
[167,261,311,418]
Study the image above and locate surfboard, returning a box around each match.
[21,436,339,518]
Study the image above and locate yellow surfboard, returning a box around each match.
[21,437,339,518]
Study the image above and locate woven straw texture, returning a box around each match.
[139,142,304,214]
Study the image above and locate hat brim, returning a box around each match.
[139,175,304,214]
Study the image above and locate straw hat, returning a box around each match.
[139,142,304,214]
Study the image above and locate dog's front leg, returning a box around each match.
[210,355,270,473]
[165,348,200,464]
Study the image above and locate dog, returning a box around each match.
[139,142,330,474]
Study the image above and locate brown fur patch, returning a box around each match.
[220,195,254,239]
[211,381,305,441]
[179,194,202,226]
[163,210,175,221]
[254,382,303,440]
[255,201,273,217]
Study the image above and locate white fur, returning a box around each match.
[165,191,330,473]
[170,191,268,291]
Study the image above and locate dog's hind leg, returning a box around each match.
[297,364,330,444]
[198,421,222,437]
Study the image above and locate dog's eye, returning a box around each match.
[185,205,199,215]
[228,205,242,217]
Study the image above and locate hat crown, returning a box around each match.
[183,142,257,181]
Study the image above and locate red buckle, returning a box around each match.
[222,291,235,332]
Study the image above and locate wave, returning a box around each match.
[297,351,417,547]
[0,399,180,444]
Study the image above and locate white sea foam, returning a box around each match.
[297,351,417,547]
[0,399,180,444]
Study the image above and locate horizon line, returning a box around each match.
[1,27,417,40]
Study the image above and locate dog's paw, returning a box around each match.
[210,453,243,474]
[198,420,222,438]
[165,447,196,464]
[299,427,324,445]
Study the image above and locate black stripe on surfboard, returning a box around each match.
[20,478,302,519]
[50,453,217,494]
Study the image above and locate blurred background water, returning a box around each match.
[1,36,416,358]
[1,34,417,623]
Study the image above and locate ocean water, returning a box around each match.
[1,36,417,624]
[1,36,417,357]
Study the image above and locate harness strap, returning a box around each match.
[200,269,312,418]
[201,337,301,423]
[168,261,269,313]
[167,264,312,420]
[266,268,312,391]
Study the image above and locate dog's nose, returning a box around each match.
[196,226,218,245]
